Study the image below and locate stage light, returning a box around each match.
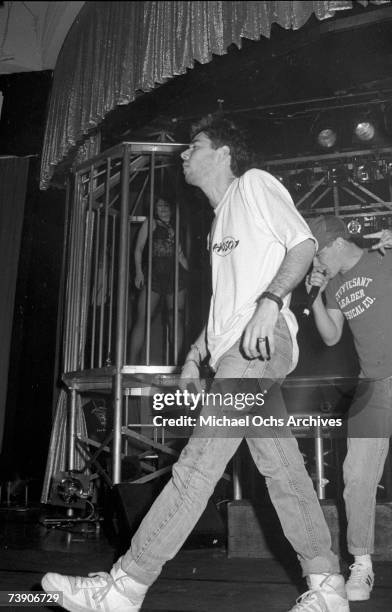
[317,128,337,149]
[351,109,383,145]
[354,120,375,142]
[347,218,362,235]
[311,113,340,151]
[57,476,86,505]
[49,471,95,509]
[356,164,371,183]
[355,161,384,183]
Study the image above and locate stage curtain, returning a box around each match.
[39,0,388,189]
[0,156,29,452]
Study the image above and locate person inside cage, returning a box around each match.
[127,195,189,364]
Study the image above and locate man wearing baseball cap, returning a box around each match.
[306,214,392,602]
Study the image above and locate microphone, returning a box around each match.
[302,270,327,317]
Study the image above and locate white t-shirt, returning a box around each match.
[207,168,314,370]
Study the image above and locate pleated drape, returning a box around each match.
[39,1,381,190]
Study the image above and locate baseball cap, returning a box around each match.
[307,215,349,252]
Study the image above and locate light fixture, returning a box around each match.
[317,127,338,149]
[58,477,84,504]
[355,160,384,183]
[347,218,362,235]
[356,164,371,183]
[49,471,95,509]
[354,120,375,142]
[352,110,379,144]
[311,113,340,151]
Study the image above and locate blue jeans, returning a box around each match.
[344,377,392,555]
[118,316,339,583]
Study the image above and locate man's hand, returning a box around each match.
[305,259,329,296]
[179,360,203,393]
[241,298,279,360]
[241,238,314,359]
[363,229,392,255]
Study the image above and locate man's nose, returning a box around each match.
[181,149,189,160]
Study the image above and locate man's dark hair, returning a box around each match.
[190,115,255,177]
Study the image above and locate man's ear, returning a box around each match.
[335,236,345,249]
[218,144,231,163]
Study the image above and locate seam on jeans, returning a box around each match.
[272,437,321,556]
[363,438,389,551]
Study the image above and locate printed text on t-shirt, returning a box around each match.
[212,236,239,256]
[334,276,375,320]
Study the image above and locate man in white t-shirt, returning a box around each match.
[42,117,348,612]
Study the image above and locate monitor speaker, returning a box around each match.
[112,479,225,553]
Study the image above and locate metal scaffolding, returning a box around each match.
[42,142,187,501]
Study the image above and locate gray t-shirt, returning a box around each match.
[325,250,392,379]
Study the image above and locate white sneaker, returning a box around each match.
[289,574,349,611]
[346,562,374,601]
[41,564,148,612]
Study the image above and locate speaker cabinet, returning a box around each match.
[112,480,225,553]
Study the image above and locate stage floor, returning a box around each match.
[1,506,391,611]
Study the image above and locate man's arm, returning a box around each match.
[312,299,344,346]
[242,238,315,359]
[267,238,316,297]
[306,265,345,345]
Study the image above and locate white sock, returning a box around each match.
[307,573,329,588]
[354,554,372,568]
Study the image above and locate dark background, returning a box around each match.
[0,71,65,488]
